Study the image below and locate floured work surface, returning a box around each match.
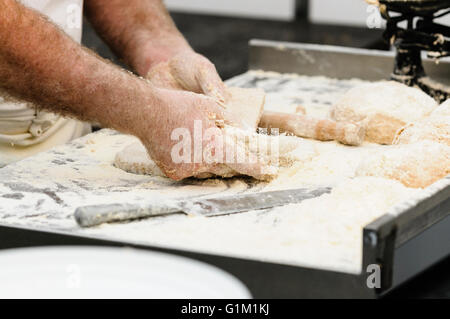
[0,71,449,275]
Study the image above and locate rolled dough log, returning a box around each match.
[259,111,365,146]
[115,87,268,179]
[356,141,450,188]
[330,81,437,145]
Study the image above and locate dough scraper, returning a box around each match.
[74,187,331,228]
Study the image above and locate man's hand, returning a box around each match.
[147,51,230,106]
[85,1,230,103]
[137,88,231,180]
[136,88,275,181]
[0,0,272,180]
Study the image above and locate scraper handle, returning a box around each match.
[74,203,181,228]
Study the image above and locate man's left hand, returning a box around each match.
[146,50,230,106]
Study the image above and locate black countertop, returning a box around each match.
[81,12,449,299]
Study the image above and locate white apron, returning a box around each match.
[0,0,90,167]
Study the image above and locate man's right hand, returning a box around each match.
[136,88,228,180]
[0,1,272,181]
[135,87,276,181]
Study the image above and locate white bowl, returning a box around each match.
[0,246,251,299]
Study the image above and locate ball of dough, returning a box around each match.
[330,81,437,145]
[114,133,307,179]
[114,141,239,179]
[114,142,165,177]
[394,100,450,146]
[393,116,450,146]
[356,141,450,188]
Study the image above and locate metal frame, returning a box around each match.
[248,39,450,84]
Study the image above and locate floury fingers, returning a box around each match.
[170,120,281,167]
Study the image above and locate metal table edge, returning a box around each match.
[0,222,377,298]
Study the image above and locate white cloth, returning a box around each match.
[0,0,90,167]
[21,0,84,42]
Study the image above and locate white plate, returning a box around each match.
[0,246,251,299]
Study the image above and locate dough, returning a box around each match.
[330,81,437,145]
[114,87,269,179]
[224,87,265,129]
[115,133,304,179]
[393,99,450,146]
[259,111,365,146]
[114,141,165,177]
[393,116,450,146]
[430,99,450,118]
[356,141,450,188]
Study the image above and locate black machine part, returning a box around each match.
[379,0,450,14]
[378,0,450,102]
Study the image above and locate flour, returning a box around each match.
[75,72,447,274]
[2,71,448,275]
[83,176,420,274]
[87,72,449,274]
[432,99,450,117]
[233,71,366,119]
[330,81,438,144]
[356,141,450,188]
[394,115,450,146]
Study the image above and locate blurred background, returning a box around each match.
[83,0,450,80]
[82,0,396,80]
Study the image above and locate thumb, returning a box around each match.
[196,62,230,106]
[169,53,230,105]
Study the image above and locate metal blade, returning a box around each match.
[75,187,332,227]
[177,187,332,217]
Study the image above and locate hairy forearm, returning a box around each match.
[84,0,192,76]
[0,0,158,136]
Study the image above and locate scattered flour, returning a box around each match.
[2,71,448,275]
[84,72,448,273]
[85,73,450,273]
[330,81,437,144]
[356,141,450,188]
[83,176,420,274]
